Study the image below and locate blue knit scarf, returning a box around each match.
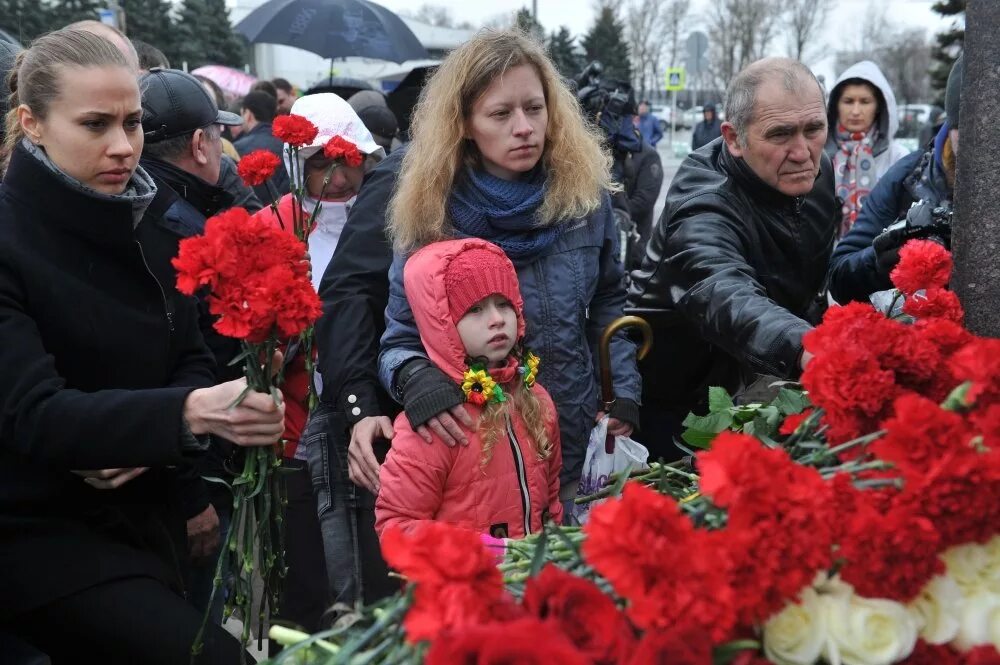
[448,167,561,262]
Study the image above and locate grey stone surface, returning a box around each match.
[953,0,1000,338]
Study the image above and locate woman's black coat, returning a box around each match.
[0,143,216,619]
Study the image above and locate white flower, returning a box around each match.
[954,591,1000,651]
[763,587,827,665]
[943,542,991,596]
[908,575,962,645]
[824,593,919,665]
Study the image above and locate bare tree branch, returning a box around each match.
[783,0,834,63]
[705,0,783,90]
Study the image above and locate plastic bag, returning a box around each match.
[570,416,650,524]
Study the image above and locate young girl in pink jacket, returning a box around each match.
[375,238,563,541]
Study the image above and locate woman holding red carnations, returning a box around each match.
[0,29,283,664]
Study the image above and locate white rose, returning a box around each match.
[908,575,962,645]
[763,587,827,665]
[943,542,991,596]
[824,593,919,665]
[954,591,1000,651]
[981,536,1000,595]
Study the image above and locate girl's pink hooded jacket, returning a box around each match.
[375,239,563,540]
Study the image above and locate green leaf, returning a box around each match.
[773,387,811,416]
[707,386,735,413]
[528,524,549,577]
[682,411,734,433]
[681,411,734,449]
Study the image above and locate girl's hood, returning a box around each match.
[402,238,526,383]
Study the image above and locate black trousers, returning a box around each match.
[268,459,328,656]
[8,576,247,665]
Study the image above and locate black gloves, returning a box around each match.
[395,357,464,429]
[609,397,641,431]
[872,225,909,277]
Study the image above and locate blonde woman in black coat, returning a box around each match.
[0,29,284,664]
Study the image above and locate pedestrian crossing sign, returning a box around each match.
[665,68,686,91]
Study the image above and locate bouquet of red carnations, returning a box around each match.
[173,207,322,653]
[237,114,364,413]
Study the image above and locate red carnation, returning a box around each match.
[272,114,318,147]
[583,483,736,641]
[425,617,588,665]
[906,640,962,664]
[950,339,1000,408]
[236,149,281,187]
[323,135,364,167]
[903,287,964,324]
[965,646,1000,665]
[698,433,836,625]
[870,394,975,480]
[838,500,943,602]
[380,522,507,643]
[173,208,319,342]
[896,450,1000,549]
[779,409,814,435]
[626,626,714,665]
[891,239,953,294]
[523,565,636,664]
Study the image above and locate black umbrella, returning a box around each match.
[386,65,437,139]
[236,0,429,64]
[304,75,374,99]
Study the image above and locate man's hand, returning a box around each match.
[186,504,221,559]
[416,405,475,447]
[72,467,148,490]
[349,415,394,493]
[800,349,814,371]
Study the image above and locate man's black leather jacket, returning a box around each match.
[627,139,837,412]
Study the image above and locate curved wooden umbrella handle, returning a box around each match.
[599,315,653,411]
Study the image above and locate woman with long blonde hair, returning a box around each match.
[378,29,641,512]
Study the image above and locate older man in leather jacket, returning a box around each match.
[627,58,838,460]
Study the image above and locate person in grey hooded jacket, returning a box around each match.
[824,60,909,238]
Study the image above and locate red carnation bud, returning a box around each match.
[237,150,281,187]
[272,114,319,147]
[322,135,364,168]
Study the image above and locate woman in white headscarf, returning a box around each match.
[250,93,384,635]
[824,61,909,238]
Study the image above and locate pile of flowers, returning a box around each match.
[265,239,1000,665]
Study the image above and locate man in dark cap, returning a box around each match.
[828,54,963,304]
[138,67,247,621]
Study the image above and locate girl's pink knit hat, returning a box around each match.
[444,246,522,323]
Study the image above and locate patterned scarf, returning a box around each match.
[832,124,878,238]
[448,167,561,263]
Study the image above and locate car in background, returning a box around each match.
[896,104,942,139]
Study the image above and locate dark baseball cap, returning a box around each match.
[140,67,242,143]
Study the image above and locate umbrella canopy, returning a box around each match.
[304,75,374,99]
[236,0,429,64]
[191,65,258,98]
[386,65,437,139]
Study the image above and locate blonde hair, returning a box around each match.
[388,29,614,252]
[478,379,554,470]
[3,29,129,164]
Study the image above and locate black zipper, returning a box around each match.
[135,241,175,332]
[504,412,532,536]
